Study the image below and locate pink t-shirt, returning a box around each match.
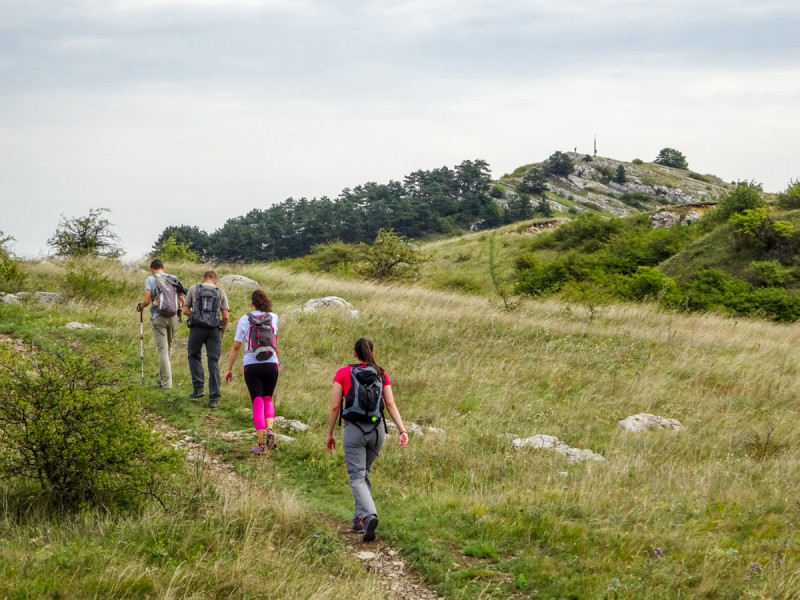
[334,364,391,398]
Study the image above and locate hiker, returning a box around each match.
[224,289,279,454]
[326,337,409,542]
[182,270,230,408]
[137,259,187,390]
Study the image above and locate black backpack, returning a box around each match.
[339,364,386,430]
[246,313,277,361]
[189,285,221,328]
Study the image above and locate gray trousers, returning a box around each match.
[151,314,176,389]
[343,421,385,523]
[187,325,222,398]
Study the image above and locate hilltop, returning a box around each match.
[495,151,731,218]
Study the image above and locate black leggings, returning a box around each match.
[243,362,279,401]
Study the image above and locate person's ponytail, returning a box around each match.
[354,337,385,383]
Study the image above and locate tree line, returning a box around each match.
[152,159,537,262]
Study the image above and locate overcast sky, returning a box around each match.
[2,0,799,259]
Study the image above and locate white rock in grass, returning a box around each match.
[513,434,604,464]
[218,274,259,289]
[273,416,309,432]
[65,322,97,330]
[275,434,295,443]
[303,296,353,312]
[357,551,376,560]
[618,413,684,433]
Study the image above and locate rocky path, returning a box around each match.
[155,420,443,600]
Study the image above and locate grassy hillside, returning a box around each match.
[3,258,800,599]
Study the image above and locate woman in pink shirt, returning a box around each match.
[326,337,409,542]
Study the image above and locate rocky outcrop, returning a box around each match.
[0,291,64,305]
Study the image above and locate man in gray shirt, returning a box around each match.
[182,270,230,407]
[137,259,186,390]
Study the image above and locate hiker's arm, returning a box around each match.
[326,382,343,455]
[181,302,192,318]
[221,309,229,336]
[224,340,242,384]
[383,385,409,448]
[138,289,152,311]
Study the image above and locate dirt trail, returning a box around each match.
[155,420,443,600]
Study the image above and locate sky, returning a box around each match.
[1,0,799,259]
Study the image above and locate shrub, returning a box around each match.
[0,348,181,509]
[356,229,426,281]
[632,158,644,165]
[776,179,800,210]
[516,168,548,196]
[489,185,505,199]
[619,191,652,209]
[595,165,615,183]
[152,235,199,262]
[620,267,682,305]
[0,231,26,291]
[749,260,796,287]
[613,165,627,184]
[62,260,118,300]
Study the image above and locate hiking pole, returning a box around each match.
[138,304,144,383]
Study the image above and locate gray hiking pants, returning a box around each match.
[187,325,222,398]
[343,421,385,523]
[151,314,176,389]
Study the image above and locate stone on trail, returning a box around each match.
[65,322,97,330]
[618,413,684,432]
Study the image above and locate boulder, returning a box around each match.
[512,434,605,463]
[218,274,259,289]
[649,211,681,229]
[618,413,684,432]
[0,291,63,305]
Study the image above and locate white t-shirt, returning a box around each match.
[233,311,279,366]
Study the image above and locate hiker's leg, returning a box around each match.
[259,363,279,431]
[205,328,222,398]
[151,315,172,389]
[186,327,206,393]
[251,396,266,430]
[343,423,378,520]
[363,425,386,496]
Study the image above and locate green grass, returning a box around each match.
[4,258,800,598]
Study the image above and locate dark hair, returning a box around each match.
[203,270,217,281]
[354,337,384,381]
[150,259,164,270]
[251,289,272,313]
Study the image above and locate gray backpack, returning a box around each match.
[152,274,185,318]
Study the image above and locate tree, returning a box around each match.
[613,165,627,184]
[151,225,210,259]
[0,231,26,290]
[517,167,548,196]
[357,229,426,281]
[653,148,688,169]
[542,151,574,177]
[777,178,800,210]
[47,208,123,259]
[153,235,199,262]
[534,198,554,218]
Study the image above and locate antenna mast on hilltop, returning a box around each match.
[594,134,597,156]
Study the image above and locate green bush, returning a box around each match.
[620,267,682,305]
[632,158,644,165]
[654,147,688,169]
[748,260,796,287]
[619,191,652,209]
[0,348,181,509]
[776,179,800,210]
[61,260,118,300]
[152,235,199,262]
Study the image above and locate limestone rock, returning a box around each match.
[0,291,63,305]
[303,296,353,313]
[512,434,604,463]
[650,211,681,229]
[65,322,97,330]
[618,413,684,432]
[218,274,259,289]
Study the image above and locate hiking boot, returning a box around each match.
[208,397,219,408]
[265,429,277,450]
[189,390,205,399]
[351,520,365,533]
[251,444,266,455]
[362,515,378,542]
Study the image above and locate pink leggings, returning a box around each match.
[252,396,274,431]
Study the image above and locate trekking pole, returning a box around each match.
[138,305,144,383]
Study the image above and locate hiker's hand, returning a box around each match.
[398,431,409,449]
[137,303,143,312]
[326,434,336,455]
[224,370,233,384]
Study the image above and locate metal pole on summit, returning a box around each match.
[139,307,144,383]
